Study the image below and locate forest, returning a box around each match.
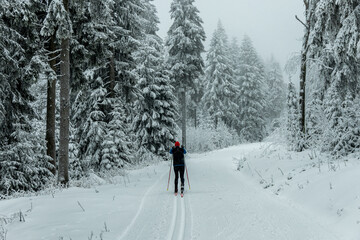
[0,0,359,198]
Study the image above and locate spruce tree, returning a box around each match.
[102,99,133,168]
[133,0,178,159]
[166,0,206,146]
[322,81,342,152]
[202,21,238,129]
[264,56,286,123]
[0,0,52,194]
[112,0,145,103]
[304,0,360,155]
[79,78,108,172]
[237,35,266,142]
[334,91,360,157]
[286,82,300,151]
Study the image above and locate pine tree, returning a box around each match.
[0,0,53,194]
[69,122,83,180]
[187,76,204,128]
[202,21,238,129]
[286,82,301,151]
[166,0,206,146]
[79,78,108,172]
[264,56,286,124]
[237,35,266,142]
[229,37,241,86]
[322,80,342,152]
[334,91,360,157]
[102,99,133,168]
[70,0,115,98]
[112,0,145,103]
[133,0,178,159]
[306,90,324,145]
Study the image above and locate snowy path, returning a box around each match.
[0,143,341,240]
[187,144,339,239]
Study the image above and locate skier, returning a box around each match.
[169,141,187,196]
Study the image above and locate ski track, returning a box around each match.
[166,194,188,240]
[166,196,178,240]
[178,197,186,240]
[117,171,167,240]
[186,192,194,240]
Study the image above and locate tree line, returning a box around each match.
[0,0,286,196]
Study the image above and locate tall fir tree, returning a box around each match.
[0,0,52,194]
[202,21,238,129]
[102,99,133,168]
[133,0,178,159]
[334,91,360,157]
[286,81,301,151]
[166,0,206,146]
[237,35,266,142]
[264,56,286,125]
[112,0,145,103]
[303,0,360,155]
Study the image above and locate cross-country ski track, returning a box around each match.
[117,170,191,240]
[0,143,343,240]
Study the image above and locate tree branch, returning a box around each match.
[295,15,309,30]
[303,0,309,10]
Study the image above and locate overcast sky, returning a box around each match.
[153,0,305,77]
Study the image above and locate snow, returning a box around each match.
[1,142,359,239]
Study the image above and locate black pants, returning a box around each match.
[174,165,185,192]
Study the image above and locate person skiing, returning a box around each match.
[169,141,187,196]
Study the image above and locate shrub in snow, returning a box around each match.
[186,118,238,153]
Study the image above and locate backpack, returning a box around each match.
[172,146,185,166]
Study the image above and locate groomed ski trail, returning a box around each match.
[166,195,188,240]
[117,171,168,240]
[0,144,346,240]
[117,162,192,240]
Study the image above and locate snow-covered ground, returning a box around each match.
[0,142,359,240]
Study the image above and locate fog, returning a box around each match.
[153,0,304,78]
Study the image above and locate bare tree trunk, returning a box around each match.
[58,0,70,185]
[194,108,197,129]
[46,34,57,175]
[297,1,311,151]
[181,87,186,147]
[109,52,115,98]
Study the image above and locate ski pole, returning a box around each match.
[167,158,172,191]
[185,165,191,190]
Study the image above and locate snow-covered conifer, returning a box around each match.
[202,21,238,129]
[166,0,206,146]
[102,100,133,170]
[286,82,301,151]
[333,91,360,157]
[237,35,266,142]
[79,78,108,172]
[0,0,53,194]
[264,56,286,123]
[133,1,178,158]
[112,0,145,103]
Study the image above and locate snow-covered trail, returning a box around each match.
[187,144,339,239]
[0,143,340,240]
